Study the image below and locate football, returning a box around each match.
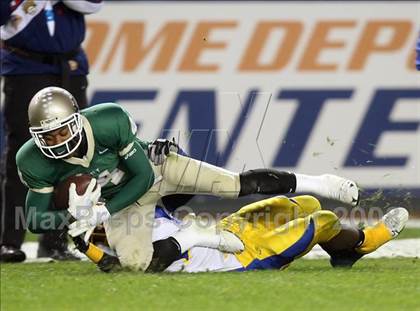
[53,174,94,210]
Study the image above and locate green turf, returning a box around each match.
[2,259,420,311]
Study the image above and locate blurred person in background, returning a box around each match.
[416,32,420,70]
[0,0,103,262]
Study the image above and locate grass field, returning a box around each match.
[1,258,419,311]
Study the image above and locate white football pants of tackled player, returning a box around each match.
[103,152,240,271]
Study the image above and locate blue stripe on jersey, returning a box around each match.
[416,34,420,71]
[236,218,315,271]
[154,206,173,220]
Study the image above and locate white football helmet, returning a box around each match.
[28,87,83,159]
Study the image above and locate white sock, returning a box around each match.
[171,225,221,253]
[295,174,324,195]
[171,217,244,253]
[171,230,199,253]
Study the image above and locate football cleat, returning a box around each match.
[382,207,409,239]
[330,207,409,268]
[0,245,26,263]
[320,174,359,206]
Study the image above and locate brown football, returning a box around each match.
[53,174,94,210]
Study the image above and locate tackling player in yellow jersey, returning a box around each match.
[78,195,408,273]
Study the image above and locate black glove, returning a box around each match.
[147,138,179,166]
[72,235,121,273]
[97,253,121,273]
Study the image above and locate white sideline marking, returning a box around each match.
[21,239,420,264]
[303,239,420,259]
[21,242,86,263]
[338,219,420,229]
[405,220,420,229]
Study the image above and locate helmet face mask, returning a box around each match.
[30,113,83,159]
[28,87,83,159]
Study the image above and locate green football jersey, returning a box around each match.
[16,103,153,206]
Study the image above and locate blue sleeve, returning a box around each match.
[0,1,13,26]
[416,34,420,71]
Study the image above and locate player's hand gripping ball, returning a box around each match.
[68,177,101,220]
[54,174,109,239]
[54,174,96,210]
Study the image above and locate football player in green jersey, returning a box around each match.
[16,86,360,271]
